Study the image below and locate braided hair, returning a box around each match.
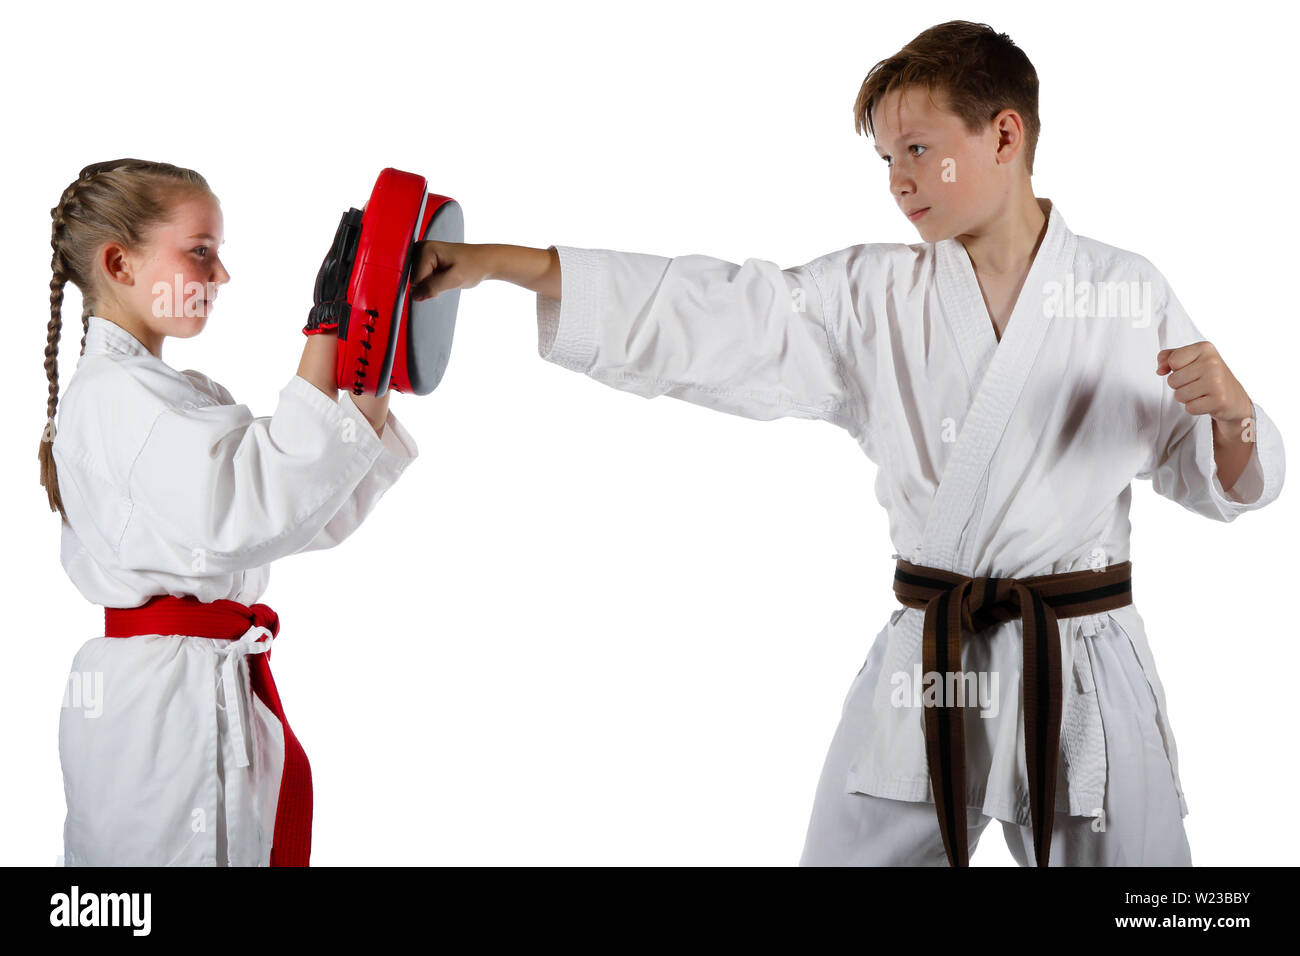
[42,159,213,524]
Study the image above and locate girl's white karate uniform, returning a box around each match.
[54,315,418,866]
[533,198,1286,865]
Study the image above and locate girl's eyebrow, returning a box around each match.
[187,233,225,245]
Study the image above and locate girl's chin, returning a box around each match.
[168,314,209,334]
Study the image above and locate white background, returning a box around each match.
[3,0,1295,866]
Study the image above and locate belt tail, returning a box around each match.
[1020,588,1062,868]
[923,588,970,867]
[248,653,314,866]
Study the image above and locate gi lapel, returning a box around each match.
[924,198,1077,576]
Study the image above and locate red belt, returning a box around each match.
[104,595,313,866]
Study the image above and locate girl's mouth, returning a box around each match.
[908,207,930,222]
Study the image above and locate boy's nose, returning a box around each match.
[889,169,912,198]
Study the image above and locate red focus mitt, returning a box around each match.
[304,167,463,396]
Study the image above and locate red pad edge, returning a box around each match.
[336,168,427,396]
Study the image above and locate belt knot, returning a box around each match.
[247,602,280,638]
[956,575,1023,634]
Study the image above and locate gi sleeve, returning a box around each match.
[292,389,419,553]
[118,374,417,574]
[1138,276,1285,521]
[534,245,864,431]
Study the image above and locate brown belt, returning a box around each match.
[892,558,1133,867]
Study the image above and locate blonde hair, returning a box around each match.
[41,159,214,524]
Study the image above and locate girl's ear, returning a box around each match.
[99,242,136,288]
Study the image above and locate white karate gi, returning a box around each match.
[533,198,1285,865]
[54,315,418,866]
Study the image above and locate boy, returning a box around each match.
[407,21,1284,865]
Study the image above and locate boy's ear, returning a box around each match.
[991,108,1030,167]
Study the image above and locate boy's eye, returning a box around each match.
[880,144,927,168]
[193,247,208,258]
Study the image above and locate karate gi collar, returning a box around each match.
[79,315,157,364]
[925,195,1078,575]
[933,196,1068,375]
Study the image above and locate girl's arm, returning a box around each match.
[296,326,391,437]
[349,392,391,438]
[296,333,339,400]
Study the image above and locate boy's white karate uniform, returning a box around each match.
[534,198,1285,865]
[54,315,418,866]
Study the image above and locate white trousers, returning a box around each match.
[799,618,1193,866]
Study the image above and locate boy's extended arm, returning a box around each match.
[533,243,863,429]
[487,243,562,301]
[408,238,868,431]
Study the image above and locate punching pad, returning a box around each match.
[305,167,463,396]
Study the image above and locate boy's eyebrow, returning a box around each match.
[873,130,924,154]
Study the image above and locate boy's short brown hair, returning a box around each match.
[854,20,1041,176]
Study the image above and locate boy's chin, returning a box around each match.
[914,223,950,242]
[915,218,961,243]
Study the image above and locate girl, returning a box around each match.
[41,159,419,866]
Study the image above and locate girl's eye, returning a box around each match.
[193,247,208,258]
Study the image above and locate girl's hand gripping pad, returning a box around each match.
[305,167,463,396]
